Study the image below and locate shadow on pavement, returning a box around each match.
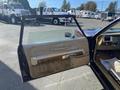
[0,61,37,90]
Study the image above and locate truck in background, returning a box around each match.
[36,7,72,25]
[0,1,31,24]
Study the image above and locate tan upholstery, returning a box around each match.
[23,38,89,78]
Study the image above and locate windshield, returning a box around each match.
[52,8,60,12]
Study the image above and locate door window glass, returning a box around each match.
[22,17,84,45]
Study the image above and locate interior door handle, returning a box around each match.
[62,51,84,59]
[70,51,84,56]
[31,49,84,65]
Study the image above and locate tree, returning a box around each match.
[76,4,84,10]
[84,1,97,12]
[38,1,46,15]
[79,4,84,10]
[61,0,67,11]
[66,1,71,10]
[38,1,46,8]
[106,1,117,13]
[61,0,71,11]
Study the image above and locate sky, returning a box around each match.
[28,0,120,11]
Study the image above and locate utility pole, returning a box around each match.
[116,0,118,12]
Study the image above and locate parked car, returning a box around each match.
[18,15,120,90]
[0,1,31,24]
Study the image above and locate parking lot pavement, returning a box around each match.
[76,18,110,29]
[0,18,106,90]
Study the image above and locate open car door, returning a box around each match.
[18,15,90,81]
[17,15,106,90]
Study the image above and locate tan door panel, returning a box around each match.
[23,38,89,78]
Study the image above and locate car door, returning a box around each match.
[18,15,90,82]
